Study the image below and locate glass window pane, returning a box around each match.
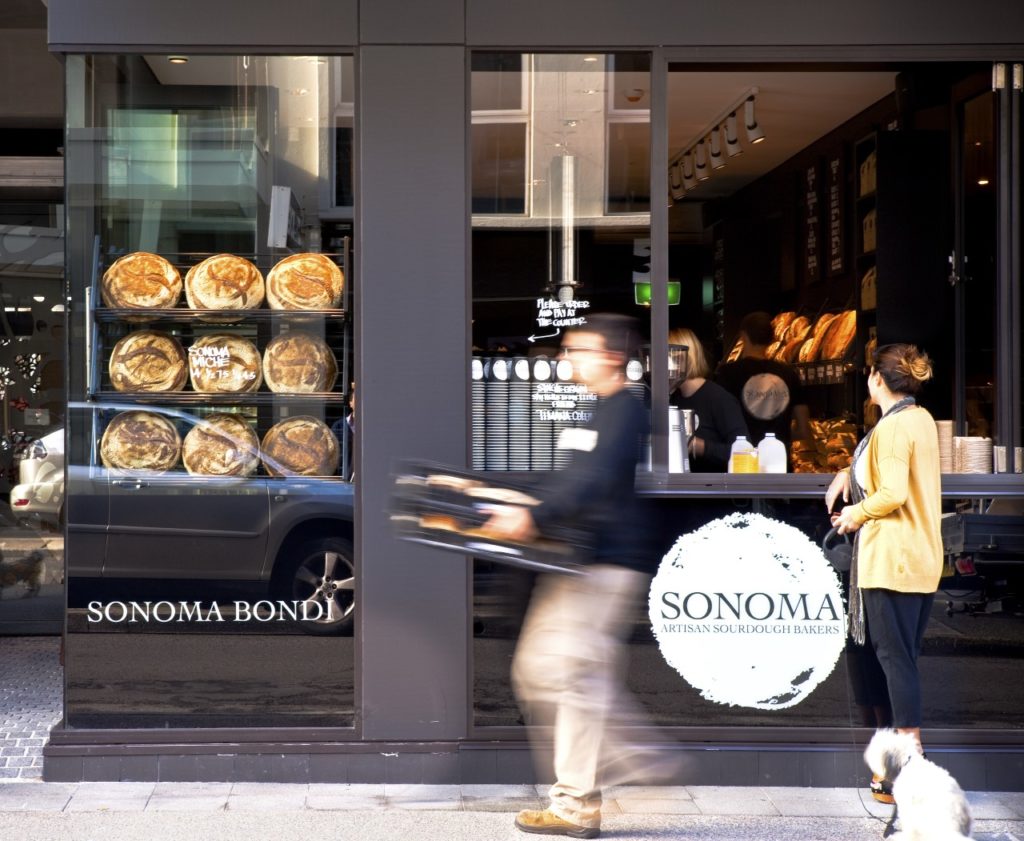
[64,54,355,729]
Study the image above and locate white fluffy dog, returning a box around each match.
[863,729,972,840]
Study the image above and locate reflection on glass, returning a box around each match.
[0,218,65,634]
[62,54,355,727]
[471,53,651,473]
[961,92,996,440]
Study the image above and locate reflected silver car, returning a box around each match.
[10,428,65,527]
[67,403,355,635]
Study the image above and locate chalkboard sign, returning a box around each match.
[827,151,845,276]
[802,162,821,283]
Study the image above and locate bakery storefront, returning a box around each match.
[44,0,1024,786]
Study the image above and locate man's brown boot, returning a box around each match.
[514,808,600,838]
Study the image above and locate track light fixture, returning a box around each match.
[709,130,725,170]
[744,95,765,144]
[695,140,709,181]
[724,112,742,157]
[682,152,697,190]
[670,162,686,200]
[667,86,760,195]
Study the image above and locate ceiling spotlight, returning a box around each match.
[709,130,725,170]
[744,96,765,144]
[167,55,189,64]
[724,113,742,157]
[682,152,697,190]
[695,140,710,181]
[670,162,687,200]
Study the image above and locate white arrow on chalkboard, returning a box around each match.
[528,328,561,343]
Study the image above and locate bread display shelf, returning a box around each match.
[86,391,347,405]
[94,307,347,323]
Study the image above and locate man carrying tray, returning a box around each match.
[483,313,662,839]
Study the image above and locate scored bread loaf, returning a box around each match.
[261,416,339,476]
[266,253,344,310]
[188,333,262,393]
[184,254,265,311]
[262,331,337,393]
[820,309,857,360]
[109,330,188,392]
[182,413,260,477]
[786,316,812,343]
[100,410,182,472]
[102,252,182,309]
[771,312,796,340]
[798,313,839,362]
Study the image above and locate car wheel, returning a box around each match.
[282,536,355,636]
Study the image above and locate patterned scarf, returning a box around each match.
[848,395,916,644]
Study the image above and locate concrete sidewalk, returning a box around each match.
[0,781,1022,841]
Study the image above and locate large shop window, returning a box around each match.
[473,60,1024,734]
[471,53,652,474]
[63,54,355,728]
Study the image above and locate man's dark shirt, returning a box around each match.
[530,388,651,572]
[716,357,804,448]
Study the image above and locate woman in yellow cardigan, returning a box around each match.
[825,344,942,791]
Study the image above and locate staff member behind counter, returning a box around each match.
[716,311,810,461]
[669,327,748,472]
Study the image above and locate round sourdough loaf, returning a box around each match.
[100,411,182,472]
[184,254,265,311]
[262,331,337,393]
[188,333,262,393]
[261,416,339,476]
[266,253,344,310]
[109,330,188,392]
[182,413,260,476]
[101,252,182,309]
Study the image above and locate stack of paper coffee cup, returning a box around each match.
[953,436,993,474]
[936,420,953,474]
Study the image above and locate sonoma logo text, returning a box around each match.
[659,591,841,622]
[86,600,334,623]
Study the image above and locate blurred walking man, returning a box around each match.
[484,314,658,839]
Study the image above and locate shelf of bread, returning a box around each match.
[88,391,347,405]
[97,408,343,479]
[94,307,347,323]
[791,417,858,474]
[764,309,857,365]
[86,246,352,481]
[98,251,345,313]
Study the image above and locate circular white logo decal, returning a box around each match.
[649,512,846,710]
[741,373,791,420]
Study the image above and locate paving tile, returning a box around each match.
[305,782,387,810]
[0,782,76,811]
[993,793,1024,818]
[762,786,876,818]
[969,791,1024,820]
[226,783,308,811]
[146,782,231,812]
[611,797,702,815]
[65,781,154,812]
[688,785,781,816]
[386,783,463,809]
[606,785,694,801]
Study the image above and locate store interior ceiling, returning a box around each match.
[667,70,896,201]
[665,69,896,240]
[1,0,47,28]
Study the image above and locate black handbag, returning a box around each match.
[821,525,853,573]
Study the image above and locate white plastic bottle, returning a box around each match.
[757,432,787,473]
[728,435,758,474]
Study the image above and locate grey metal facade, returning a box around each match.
[44,0,1024,784]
